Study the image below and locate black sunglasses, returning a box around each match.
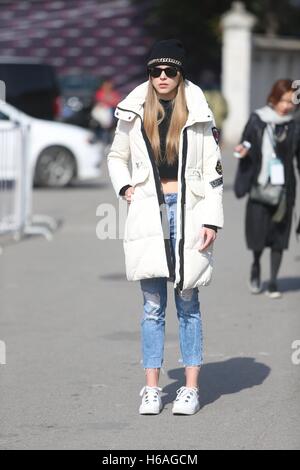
[148,66,179,78]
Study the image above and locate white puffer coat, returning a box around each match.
[107,80,224,292]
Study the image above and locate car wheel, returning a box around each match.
[34,146,76,187]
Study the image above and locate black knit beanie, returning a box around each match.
[147,39,186,76]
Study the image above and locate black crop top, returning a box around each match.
[157,99,178,180]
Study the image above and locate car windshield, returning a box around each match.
[0,99,27,120]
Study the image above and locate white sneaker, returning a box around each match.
[139,386,163,415]
[266,282,282,299]
[172,386,200,415]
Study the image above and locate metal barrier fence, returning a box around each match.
[0,122,25,236]
[0,121,57,253]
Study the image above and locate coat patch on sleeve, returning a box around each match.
[216,160,223,175]
[210,177,223,188]
[212,126,220,145]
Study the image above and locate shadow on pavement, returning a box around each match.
[163,357,270,410]
[277,276,300,293]
[33,181,109,191]
[262,277,300,293]
[69,180,109,189]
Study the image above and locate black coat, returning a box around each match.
[234,112,300,250]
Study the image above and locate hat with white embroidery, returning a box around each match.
[147,39,186,76]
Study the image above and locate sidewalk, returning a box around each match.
[0,149,299,450]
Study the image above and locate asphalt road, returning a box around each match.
[0,147,300,450]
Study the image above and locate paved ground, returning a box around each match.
[0,147,300,450]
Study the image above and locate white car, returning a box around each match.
[0,99,104,187]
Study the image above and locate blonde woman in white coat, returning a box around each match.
[107,39,224,415]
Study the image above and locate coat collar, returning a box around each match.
[115,80,213,125]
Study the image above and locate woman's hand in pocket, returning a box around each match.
[124,186,135,204]
[198,227,216,251]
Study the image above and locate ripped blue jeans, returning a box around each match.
[140,192,203,369]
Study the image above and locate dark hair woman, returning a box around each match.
[234,79,300,298]
[107,39,224,415]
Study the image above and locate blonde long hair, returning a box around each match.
[143,76,188,165]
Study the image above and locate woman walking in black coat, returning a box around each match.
[234,79,300,298]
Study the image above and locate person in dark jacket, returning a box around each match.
[234,79,300,298]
